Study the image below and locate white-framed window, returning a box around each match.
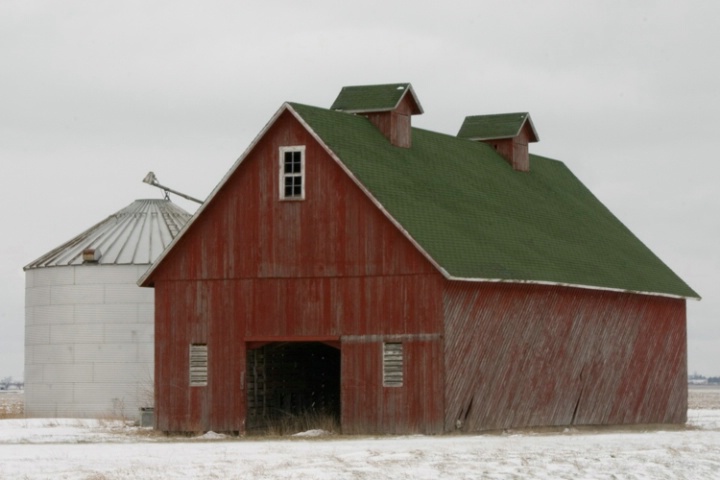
[382,342,404,387]
[189,344,208,387]
[279,146,305,200]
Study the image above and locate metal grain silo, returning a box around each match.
[24,199,191,421]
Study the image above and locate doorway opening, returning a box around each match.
[246,341,340,434]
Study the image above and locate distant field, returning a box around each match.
[688,384,720,409]
[0,391,23,419]
[3,386,719,420]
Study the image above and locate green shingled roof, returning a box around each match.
[289,102,698,298]
[330,83,423,113]
[457,112,538,141]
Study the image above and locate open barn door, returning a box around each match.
[246,341,340,433]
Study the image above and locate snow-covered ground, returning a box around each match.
[1,389,719,479]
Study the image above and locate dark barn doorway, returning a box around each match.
[246,342,340,433]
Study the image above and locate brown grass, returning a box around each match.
[0,392,24,419]
[248,411,339,437]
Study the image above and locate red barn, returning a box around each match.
[140,83,698,434]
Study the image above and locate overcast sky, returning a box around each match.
[2,1,718,380]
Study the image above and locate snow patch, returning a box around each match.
[1,407,719,479]
[292,429,332,437]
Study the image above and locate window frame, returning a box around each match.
[279,145,306,201]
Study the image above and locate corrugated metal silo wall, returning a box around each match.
[25,265,154,420]
[151,109,446,434]
[443,282,688,432]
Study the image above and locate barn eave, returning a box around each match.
[445,275,700,300]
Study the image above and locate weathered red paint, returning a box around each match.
[484,122,535,171]
[151,110,444,434]
[148,107,688,435]
[342,337,444,434]
[443,282,687,431]
[365,94,418,148]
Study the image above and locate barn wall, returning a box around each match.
[154,274,445,433]
[153,109,436,283]
[342,336,444,434]
[444,282,688,432]
[151,109,444,434]
[337,273,444,434]
[154,279,245,433]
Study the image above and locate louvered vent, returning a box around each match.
[383,342,403,387]
[189,344,208,387]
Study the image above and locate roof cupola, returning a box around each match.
[331,83,423,148]
[458,113,539,172]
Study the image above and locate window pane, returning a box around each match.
[284,177,294,197]
[283,151,298,174]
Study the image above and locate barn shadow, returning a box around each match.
[246,342,341,434]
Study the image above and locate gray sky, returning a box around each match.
[2,1,718,380]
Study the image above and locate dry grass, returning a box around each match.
[2,386,717,433]
[0,391,24,419]
[249,411,340,437]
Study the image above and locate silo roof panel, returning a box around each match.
[25,199,192,269]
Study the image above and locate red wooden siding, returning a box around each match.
[486,122,534,171]
[154,280,246,433]
[342,336,444,434]
[150,109,445,433]
[155,274,445,433]
[365,94,416,148]
[150,104,688,435]
[443,282,687,432]
[153,110,436,282]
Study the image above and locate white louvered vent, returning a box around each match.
[189,344,208,387]
[383,342,403,387]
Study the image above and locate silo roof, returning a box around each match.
[24,199,192,269]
